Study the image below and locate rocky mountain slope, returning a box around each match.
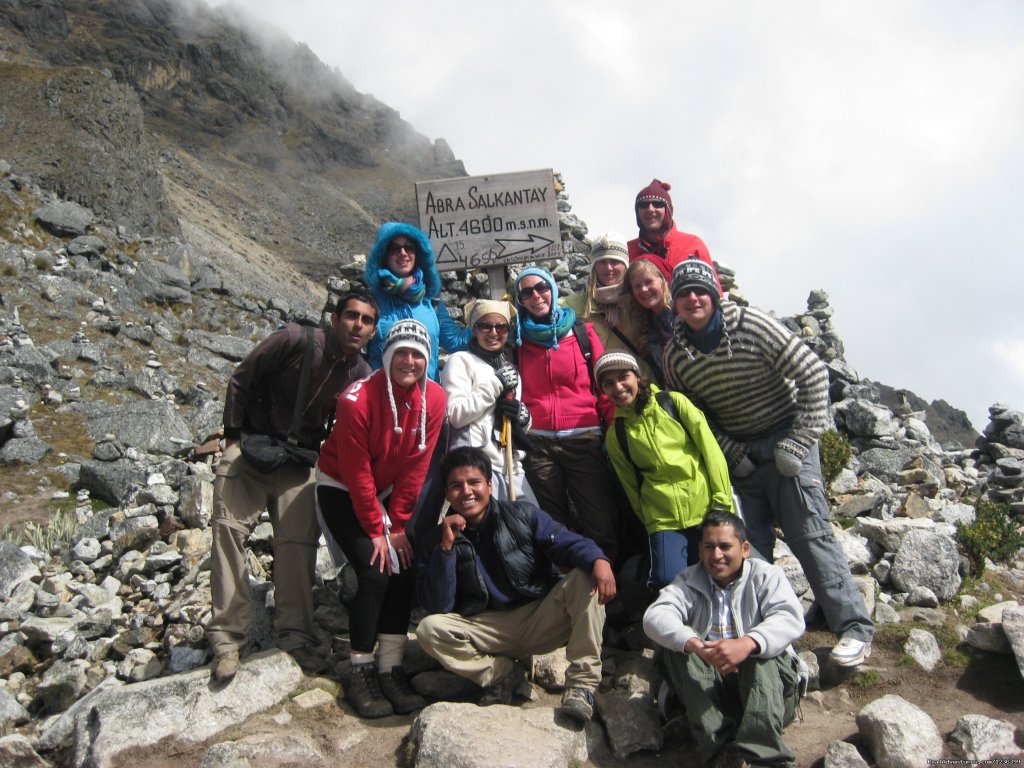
[0,0,466,284]
[1,2,1022,767]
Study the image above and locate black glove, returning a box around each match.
[494,364,520,396]
[495,397,530,428]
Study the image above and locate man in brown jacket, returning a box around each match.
[207,289,377,681]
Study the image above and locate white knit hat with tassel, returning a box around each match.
[381,319,432,451]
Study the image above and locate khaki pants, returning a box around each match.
[206,443,320,656]
[415,568,604,689]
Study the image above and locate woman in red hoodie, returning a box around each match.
[317,319,445,718]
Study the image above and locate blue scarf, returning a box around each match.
[684,307,724,353]
[519,306,576,349]
[378,267,426,304]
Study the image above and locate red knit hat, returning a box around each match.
[634,178,674,235]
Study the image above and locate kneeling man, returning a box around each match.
[643,511,804,768]
[416,446,615,722]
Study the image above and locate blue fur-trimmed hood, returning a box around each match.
[364,222,440,301]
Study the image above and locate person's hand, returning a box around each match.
[391,530,413,570]
[369,535,393,575]
[440,514,467,553]
[495,398,530,427]
[732,456,756,478]
[590,559,617,605]
[774,445,803,477]
[698,637,757,674]
[494,364,519,395]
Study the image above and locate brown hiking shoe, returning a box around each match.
[346,662,394,719]
[377,666,426,714]
[213,650,239,682]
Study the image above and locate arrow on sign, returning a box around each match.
[435,243,461,268]
[495,234,555,259]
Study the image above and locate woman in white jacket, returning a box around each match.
[440,300,534,502]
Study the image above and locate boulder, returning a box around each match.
[0,735,50,768]
[200,732,327,767]
[1001,606,1024,679]
[596,688,663,759]
[890,529,960,602]
[823,739,870,768]
[69,650,302,768]
[948,714,1022,761]
[34,201,94,236]
[903,629,941,672]
[80,399,193,456]
[408,702,589,768]
[0,542,41,599]
[856,694,942,768]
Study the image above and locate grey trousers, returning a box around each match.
[734,430,874,642]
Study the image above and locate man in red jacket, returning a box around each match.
[627,178,719,291]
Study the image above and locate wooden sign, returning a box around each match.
[415,168,562,271]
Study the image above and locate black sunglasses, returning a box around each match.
[637,200,667,209]
[518,282,551,300]
[474,321,509,334]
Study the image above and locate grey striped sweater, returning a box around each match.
[662,302,829,469]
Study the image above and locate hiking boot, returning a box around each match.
[213,650,239,682]
[346,662,394,718]
[287,643,327,675]
[557,686,595,722]
[829,637,871,668]
[478,660,526,706]
[377,666,426,714]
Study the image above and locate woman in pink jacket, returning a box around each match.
[513,266,623,562]
[317,319,445,719]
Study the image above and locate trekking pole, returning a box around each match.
[502,416,517,501]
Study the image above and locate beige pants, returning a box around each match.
[415,568,605,689]
[206,443,320,656]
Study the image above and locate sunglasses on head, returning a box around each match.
[637,200,666,209]
[518,282,551,300]
[474,321,509,334]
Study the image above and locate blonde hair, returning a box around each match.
[622,259,670,354]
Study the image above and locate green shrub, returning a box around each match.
[32,254,52,271]
[957,499,1024,576]
[819,429,852,486]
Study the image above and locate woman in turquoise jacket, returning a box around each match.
[595,351,733,589]
[363,222,470,382]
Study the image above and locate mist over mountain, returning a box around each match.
[0,0,465,283]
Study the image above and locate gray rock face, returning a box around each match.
[80,399,193,456]
[0,436,52,465]
[596,689,663,759]
[1002,606,1024,679]
[408,702,589,768]
[34,201,94,236]
[134,261,192,305]
[949,714,1022,761]
[824,739,870,768]
[889,529,961,602]
[903,629,941,672]
[856,694,943,768]
[0,687,31,725]
[0,542,41,599]
[69,650,302,768]
[0,734,49,768]
[965,623,1012,654]
[839,399,898,438]
[857,446,922,483]
[200,732,327,767]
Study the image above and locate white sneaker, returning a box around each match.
[830,637,871,667]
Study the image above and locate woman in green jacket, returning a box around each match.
[595,352,733,589]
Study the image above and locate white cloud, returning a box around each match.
[217,0,1024,430]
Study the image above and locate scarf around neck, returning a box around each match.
[468,338,511,368]
[684,306,724,354]
[378,267,426,304]
[519,305,576,349]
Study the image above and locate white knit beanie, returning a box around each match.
[381,319,432,451]
[590,231,629,269]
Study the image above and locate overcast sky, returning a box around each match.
[220,0,1023,432]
